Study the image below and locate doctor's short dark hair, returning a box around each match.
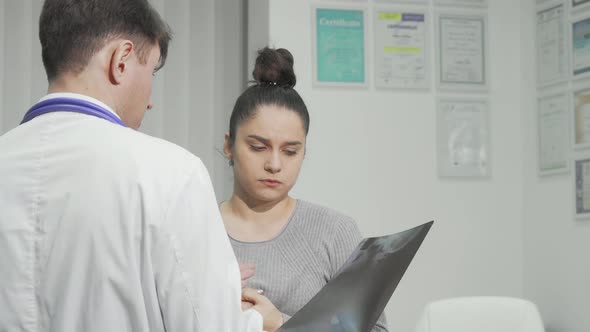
[39,0,172,81]
[227,47,310,148]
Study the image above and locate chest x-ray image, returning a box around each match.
[279,221,433,332]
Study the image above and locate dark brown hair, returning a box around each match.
[39,0,172,81]
[227,47,310,147]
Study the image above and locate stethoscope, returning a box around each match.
[21,97,126,127]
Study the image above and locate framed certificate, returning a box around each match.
[572,0,590,11]
[572,16,590,78]
[374,0,428,4]
[434,0,487,7]
[374,8,429,90]
[312,6,368,87]
[436,12,488,92]
[536,4,568,86]
[437,98,490,177]
[537,92,570,176]
[573,156,590,220]
[572,85,590,149]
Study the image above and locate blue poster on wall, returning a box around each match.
[315,8,366,85]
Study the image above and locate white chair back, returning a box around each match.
[415,296,545,332]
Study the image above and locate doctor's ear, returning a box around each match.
[109,40,134,84]
[224,132,233,166]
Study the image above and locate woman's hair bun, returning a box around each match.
[252,47,296,88]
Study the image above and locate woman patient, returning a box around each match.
[221,47,388,331]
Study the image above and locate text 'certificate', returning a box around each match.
[314,8,366,85]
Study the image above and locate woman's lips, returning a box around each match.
[260,179,281,188]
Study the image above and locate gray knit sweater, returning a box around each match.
[229,200,389,332]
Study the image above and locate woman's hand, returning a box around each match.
[242,287,283,332]
[239,263,256,288]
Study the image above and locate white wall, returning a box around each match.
[521,0,590,331]
[0,0,241,200]
[257,1,526,331]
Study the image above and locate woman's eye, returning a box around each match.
[250,145,266,151]
[284,150,297,156]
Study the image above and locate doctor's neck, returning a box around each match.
[46,51,120,115]
[48,72,117,109]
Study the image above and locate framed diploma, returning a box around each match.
[374,9,429,90]
[572,16,590,78]
[436,12,488,92]
[572,85,590,149]
[537,92,570,176]
[312,6,368,87]
[434,0,487,7]
[574,156,590,220]
[374,0,428,4]
[437,98,490,177]
[536,4,568,86]
[332,0,369,2]
[572,0,590,11]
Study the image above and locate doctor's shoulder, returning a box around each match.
[115,129,208,181]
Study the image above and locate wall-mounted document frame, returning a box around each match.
[312,5,368,87]
[332,0,369,2]
[374,8,430,90]
[436,98,490,178]
[572,0,590,11]
[572,83,590,149]
[433,0,487,8]
[572,15,590,79]
[374,0,428,4]
[573,156,590,220]
[536,3,569,87]
[537,92,570,176]
[435,12,489,92]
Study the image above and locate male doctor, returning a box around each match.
[0,0,282,331]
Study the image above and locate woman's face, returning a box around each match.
[225,104,306,205]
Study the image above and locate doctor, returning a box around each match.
[0,0,281,331]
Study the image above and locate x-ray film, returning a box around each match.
[279,221,433,332]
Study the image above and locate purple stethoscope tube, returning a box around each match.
[21,97,126,127]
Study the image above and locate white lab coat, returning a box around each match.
[0,94,262,332]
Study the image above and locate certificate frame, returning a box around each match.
[433,0,487,7]
[573,156,590,220]
[536,91,570,176]
[374,0,428,4]
[312,5,369,88]
[332,0,369,2]
[436,97,491,178]
[435,11,489,92]
[571,81,590,149]
[571,15,590,80]
[536,3,569,87]
[373,7,430,90]
[572,0,590,13]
